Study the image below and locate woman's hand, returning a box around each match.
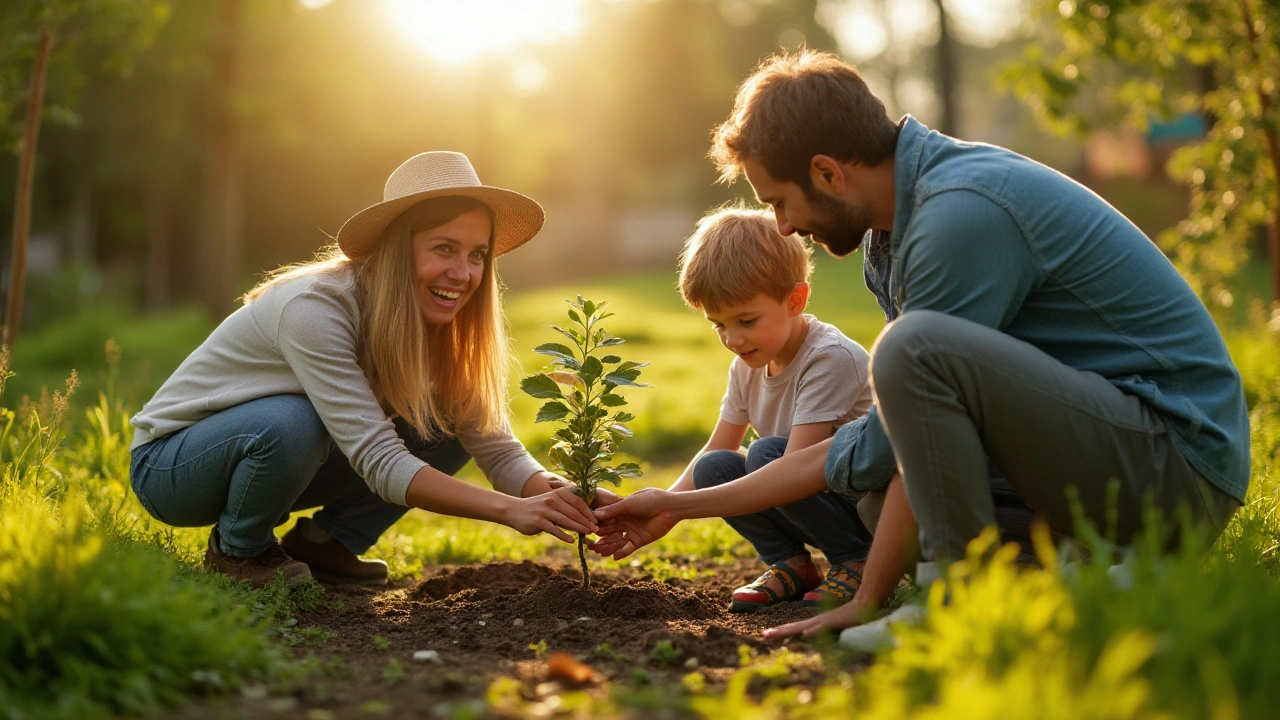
[761,598,878,639]
[503,485,599,543]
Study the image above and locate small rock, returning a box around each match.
[576,616,592,622]
[413,650,443,664]
[512,618,525,627]
[683,657,699,670]
[480,612,493,619]
[477,620,486,627]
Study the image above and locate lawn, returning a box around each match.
[2,255,1279,719]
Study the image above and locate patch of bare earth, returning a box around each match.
[174,556,844,719]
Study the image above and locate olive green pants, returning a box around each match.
[870,311,1241,562]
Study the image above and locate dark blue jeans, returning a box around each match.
[692,436,872,565]
[130,394,471,558]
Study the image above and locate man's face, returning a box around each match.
[742,156,871,257]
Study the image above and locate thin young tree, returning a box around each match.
[521,297,647,588]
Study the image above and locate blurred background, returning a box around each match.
[0,0,1273,406]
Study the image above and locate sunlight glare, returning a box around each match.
[386,0,583,66]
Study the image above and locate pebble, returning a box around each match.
[413,650,443,664]
[478,620,486,627]
[512,618,525,627]
[576,616,592,621]
[683,657,699,670]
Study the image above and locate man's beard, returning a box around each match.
[797,187,872,258]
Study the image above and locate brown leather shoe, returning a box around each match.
[281,517,389,586]
[203,528,312,589]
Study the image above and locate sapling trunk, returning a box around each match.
[521,297,648,590]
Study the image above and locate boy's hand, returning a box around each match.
[589,488,679,559]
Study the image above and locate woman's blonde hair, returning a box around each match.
[244,196,510,442]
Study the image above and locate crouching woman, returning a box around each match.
[129,152,597,588]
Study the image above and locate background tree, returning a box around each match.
[1002,0,1280,306]
[0,0,168,347]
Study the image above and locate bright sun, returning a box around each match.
[385,0,584,65]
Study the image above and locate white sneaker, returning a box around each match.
[838,561,937,652]
[838,602,926,652]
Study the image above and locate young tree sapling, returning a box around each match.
[520,296,647,588]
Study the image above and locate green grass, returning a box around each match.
[3,260,1279,718]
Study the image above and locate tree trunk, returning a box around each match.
[144,176,171,311]
[4,29,54,348]
[198,0,244,319]
[931,0,958,136]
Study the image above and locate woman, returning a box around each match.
[130,151,598,588]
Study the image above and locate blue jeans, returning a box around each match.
[130,394,471,558]
[692,436,872,565]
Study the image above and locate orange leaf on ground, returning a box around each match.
[547,652,594,684]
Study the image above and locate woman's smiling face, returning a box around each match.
[410,207,492,325]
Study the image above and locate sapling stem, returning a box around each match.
[521,296,648,589]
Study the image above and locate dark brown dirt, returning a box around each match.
[170,554,842,719]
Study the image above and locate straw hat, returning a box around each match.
[336,151,545,260]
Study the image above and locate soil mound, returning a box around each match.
[409,561,721,622]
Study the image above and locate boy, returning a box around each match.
[668,206,877,612]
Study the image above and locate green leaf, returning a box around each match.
[520,374,563,399]
[535,401,570,423]
[582,299,596,317]
[604,370,647,387]
[597,336,626,347]
[551,325,583,344]
[613,412,635,423]
[581,356,605,383]
[600,355,621,364]
[534,342,580,366]
[567,308,583,326]
[615,462,643,478]
[610,424,634,439]
[599,393,627,407]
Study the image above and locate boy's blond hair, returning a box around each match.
[678,205,813,312]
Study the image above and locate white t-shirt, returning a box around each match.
[719,316,872,437]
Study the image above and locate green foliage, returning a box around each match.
[521,296,649,506]
[0,0,171,152]
[520,296,648,586]
[0,487,283,719]
[0,348,310,718]
[1002,0,1280,301]
[647,640,683,667]
[527,639,548,660]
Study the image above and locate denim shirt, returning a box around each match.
[827,116,1250,502]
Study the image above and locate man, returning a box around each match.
[594,50,1248,641]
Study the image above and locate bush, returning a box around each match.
[0,491,283,719]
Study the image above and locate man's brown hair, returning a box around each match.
[679,205,813,313]
[710,50,899,187]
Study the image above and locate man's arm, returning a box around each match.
[763,474,917,638]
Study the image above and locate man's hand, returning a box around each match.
[761,598,878,639]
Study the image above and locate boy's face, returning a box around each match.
[704,286,808,371]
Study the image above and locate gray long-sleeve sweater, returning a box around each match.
[130,266,544,504]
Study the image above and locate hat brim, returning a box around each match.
[335,186,545,261]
